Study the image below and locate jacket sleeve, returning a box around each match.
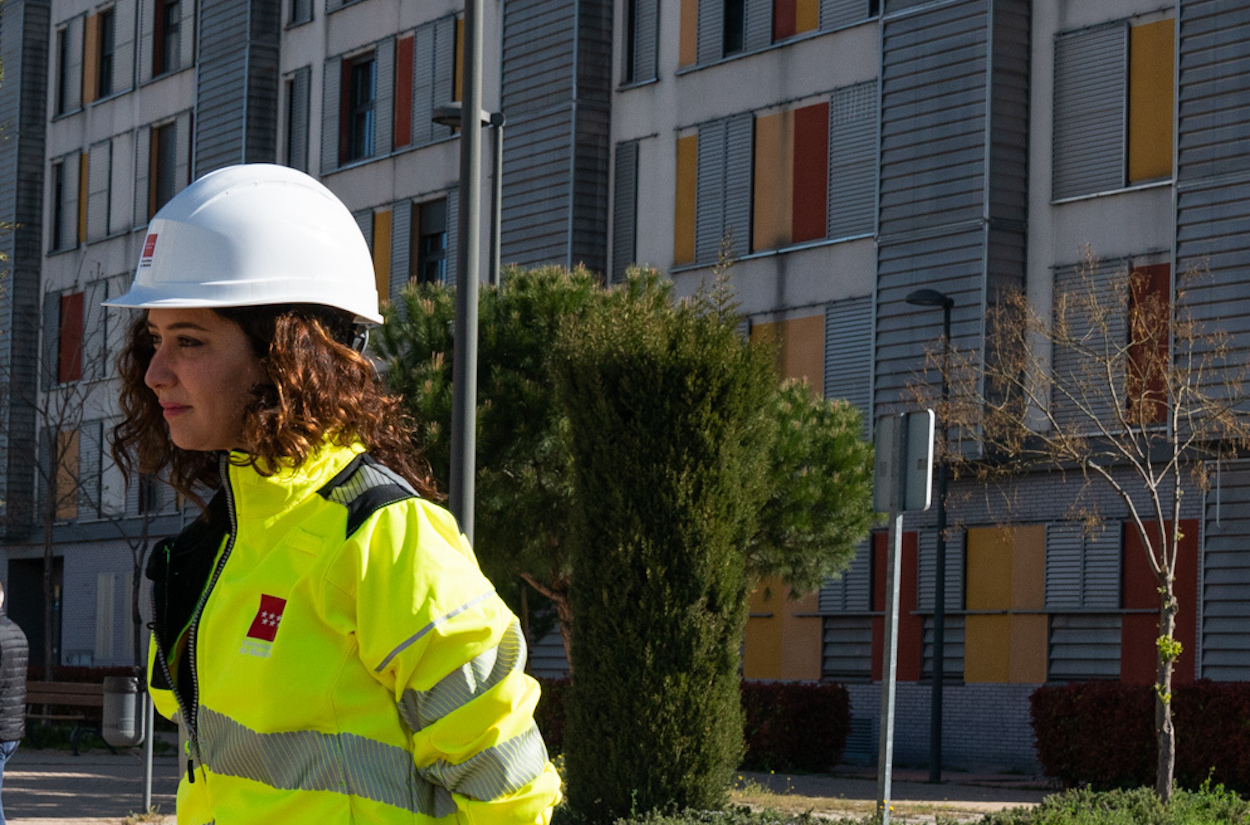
[345,498,561,825]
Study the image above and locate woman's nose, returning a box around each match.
[145,348,174,390]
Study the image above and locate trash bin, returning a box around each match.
[103,675,146,747]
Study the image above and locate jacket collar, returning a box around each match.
[225,440,367,526]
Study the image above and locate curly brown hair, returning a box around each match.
[110,304,437,506]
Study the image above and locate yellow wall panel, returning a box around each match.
[743,579,783,679]
[751,315,824,395]
[1128,18,1174,183]
[674,135,698,264]
[83,14,99,105]
[752,111,793,253]
[965,614,1011,683]
[780,589,822,680]
[1008,614,1048,683]
[679,0,698,66]
[372,209,392,304]
[1011,525,1046,610]
[966,526,1012,610]
[796,0,819,33]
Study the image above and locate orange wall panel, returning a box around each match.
[372,209,392,303]
[1128,19,1174,183]
[781,589,822,680]
[1008,614,1048,683]
[752,111,793,252]
[795,0,819,33]
[674,135,698,264]
[966,527,1012,611]
[1011,525,1046,610]
[744,580,784,678]
[965,615,1012,683]
[83,14,99,105]
[680,0,698,66]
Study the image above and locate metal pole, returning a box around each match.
[143,690,154,811]
[928,301,951,784]
[877,420,908,825]
[489,113,505,288]
[449,0,485,543]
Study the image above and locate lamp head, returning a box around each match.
[906,288,953,309]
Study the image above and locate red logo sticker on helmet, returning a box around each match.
[139,234,158,268]
[240,594,287,658]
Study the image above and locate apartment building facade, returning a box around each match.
[2,0,1250,772]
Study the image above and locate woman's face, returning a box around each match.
[144,308,268,452]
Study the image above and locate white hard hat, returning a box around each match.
[104,163,383,324]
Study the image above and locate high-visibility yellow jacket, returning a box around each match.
[146,440,561,825]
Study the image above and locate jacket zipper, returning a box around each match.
[151,455,239,785]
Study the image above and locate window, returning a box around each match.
[137,473,161,514]
[1052,17,1175,200]
[622,0,657,84]
[342,53,376,163]
[285,67,311,172]
[155,0,181,76]
[413,199,448,285]
[51,162,65,250]
[289,0,312,25]
[98,8,115,98]
[56,28,69,114]
[150,122,178,217]
[723,0,745,55]
[624,0,637,81]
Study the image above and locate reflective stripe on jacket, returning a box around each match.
[146,441,560,824]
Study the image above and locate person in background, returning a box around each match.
[0,579,29,825]
[105,164,560,825]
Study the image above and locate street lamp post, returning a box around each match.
[905,288,953,785]
[432,104,507,288]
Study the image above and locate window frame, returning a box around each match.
[342,52,377,164]
[97,7,116,99]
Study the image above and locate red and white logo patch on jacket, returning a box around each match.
[240,594,287,658]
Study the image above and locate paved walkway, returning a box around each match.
[3,746,1052,824]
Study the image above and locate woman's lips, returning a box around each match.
[161,403,190,418]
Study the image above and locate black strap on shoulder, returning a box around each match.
[316,453,418,538]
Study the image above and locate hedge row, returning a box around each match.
[535,678,850,773]
[1032,679,1250,792]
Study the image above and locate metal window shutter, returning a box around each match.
[634,0,658,81]
[694,118,726,264]
[824,295,873,434]
[445,187,459,288]
[744,0,771,52]
[288,66,311,172]
[821,0,867,31]
[321,58,341,173]
[1050,257,1127,431]
[79,419,103,518]
[100,414,126,516]
[83,279,109,382]
[412,22,436,147]
[1045,523,1085,609]
[62,152,80,248]
[723,113,752,259]
[818,537,872,613]
[1203,460,1250,680]
[174,111,192,194]
[109,132,134,234]
[822,615,873,681]
[917,528,964,612]
[390,199,412,301]
[1052,24,1127,200]
[86,141,111,242]
[433,17,456,141]
[134,126,151,225]
[1048,613,1121,681]
[178,0,196,71]
[921,614,965,680]
[42,291,61,391]
[293,0,312,24]
[112,0,136,93]
[828,80,877,239]
[354,210,373,255]
[611,140,638,282]
[138,0,154,83]
[375,37,394,157]
[1081,523,1121,610]
[696,0,723,64]
[67,16,84,109]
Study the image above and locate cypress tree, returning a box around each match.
[553,272,776,821]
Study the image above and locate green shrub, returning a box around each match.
[536,677,570,756]
[978,785,1250,825]
[741,681,850,772]
[555,271,776,822]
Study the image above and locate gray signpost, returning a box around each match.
[872,410,935,825]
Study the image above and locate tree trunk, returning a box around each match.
[1156,593,1178,803]
[43,500,55,680]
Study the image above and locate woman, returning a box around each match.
[106,164,560,825]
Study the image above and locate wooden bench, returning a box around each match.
[24,680,116,755]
